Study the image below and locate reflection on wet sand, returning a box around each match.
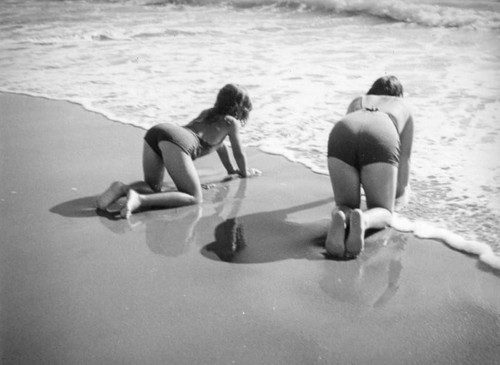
[142,206,202,257]
[50,178,250,257]
[96,178,249,257]
[50,181,407,307]
[320,230,408,308]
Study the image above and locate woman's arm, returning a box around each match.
[396,114,414,198]
[216,142,237,175]
[226,116,256,178]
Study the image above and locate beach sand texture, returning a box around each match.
[1,92,499,364]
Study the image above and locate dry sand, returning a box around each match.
[1,92,499,364]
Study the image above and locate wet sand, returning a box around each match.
[1,92,499,365]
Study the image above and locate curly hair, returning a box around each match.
[367,75,404,97]
[210,84,253,125]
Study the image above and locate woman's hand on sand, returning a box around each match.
[223,168,261,181]
[201,183,217,190]
[241,168,261,178]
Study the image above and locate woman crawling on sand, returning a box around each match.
[97,84,259,218]
[326,75,414,258]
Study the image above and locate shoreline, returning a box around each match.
[3,88,500,252]
[1,92,499,364]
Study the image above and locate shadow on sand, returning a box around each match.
[50,196,103,218]
[201,198,340,264]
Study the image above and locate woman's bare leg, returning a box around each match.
[326,157,361,257]
[325,209,347,257]
[345,163,397,257]
[97,142,162,211]
[345,209,364,258]
[142,141,165,192]
[121,141,203,218]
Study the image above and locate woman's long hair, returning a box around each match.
[367,76,404,97]
[206,84,253,125]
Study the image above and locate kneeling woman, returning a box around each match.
[326,76,414,258]
[97,84,259,218]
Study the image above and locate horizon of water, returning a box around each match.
[1,0,499,252]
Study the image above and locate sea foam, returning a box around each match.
[391,215,500,271]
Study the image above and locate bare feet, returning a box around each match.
[325,210,346,257]
[120,190,142,219]
[97,181,127,210]
[345,209,365,258]
[105,196,127,214]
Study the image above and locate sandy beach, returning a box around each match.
[1,92,499,364]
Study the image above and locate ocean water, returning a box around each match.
[1,0,499,252]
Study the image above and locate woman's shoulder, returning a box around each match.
[186,109,219,129]
[372,96,412,118]
[392,97,413,120]
[386,98,413,131]
[346,96,363,114]
[204,113,236,128]
[191,109,211,123]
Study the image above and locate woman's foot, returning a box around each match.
[345,209,365,258]
[325,210,346,257]
[120,190,142,219]
[97,181,127,210]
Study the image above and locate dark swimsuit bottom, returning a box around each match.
[327,107,401,170]
[144,123,215,161]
